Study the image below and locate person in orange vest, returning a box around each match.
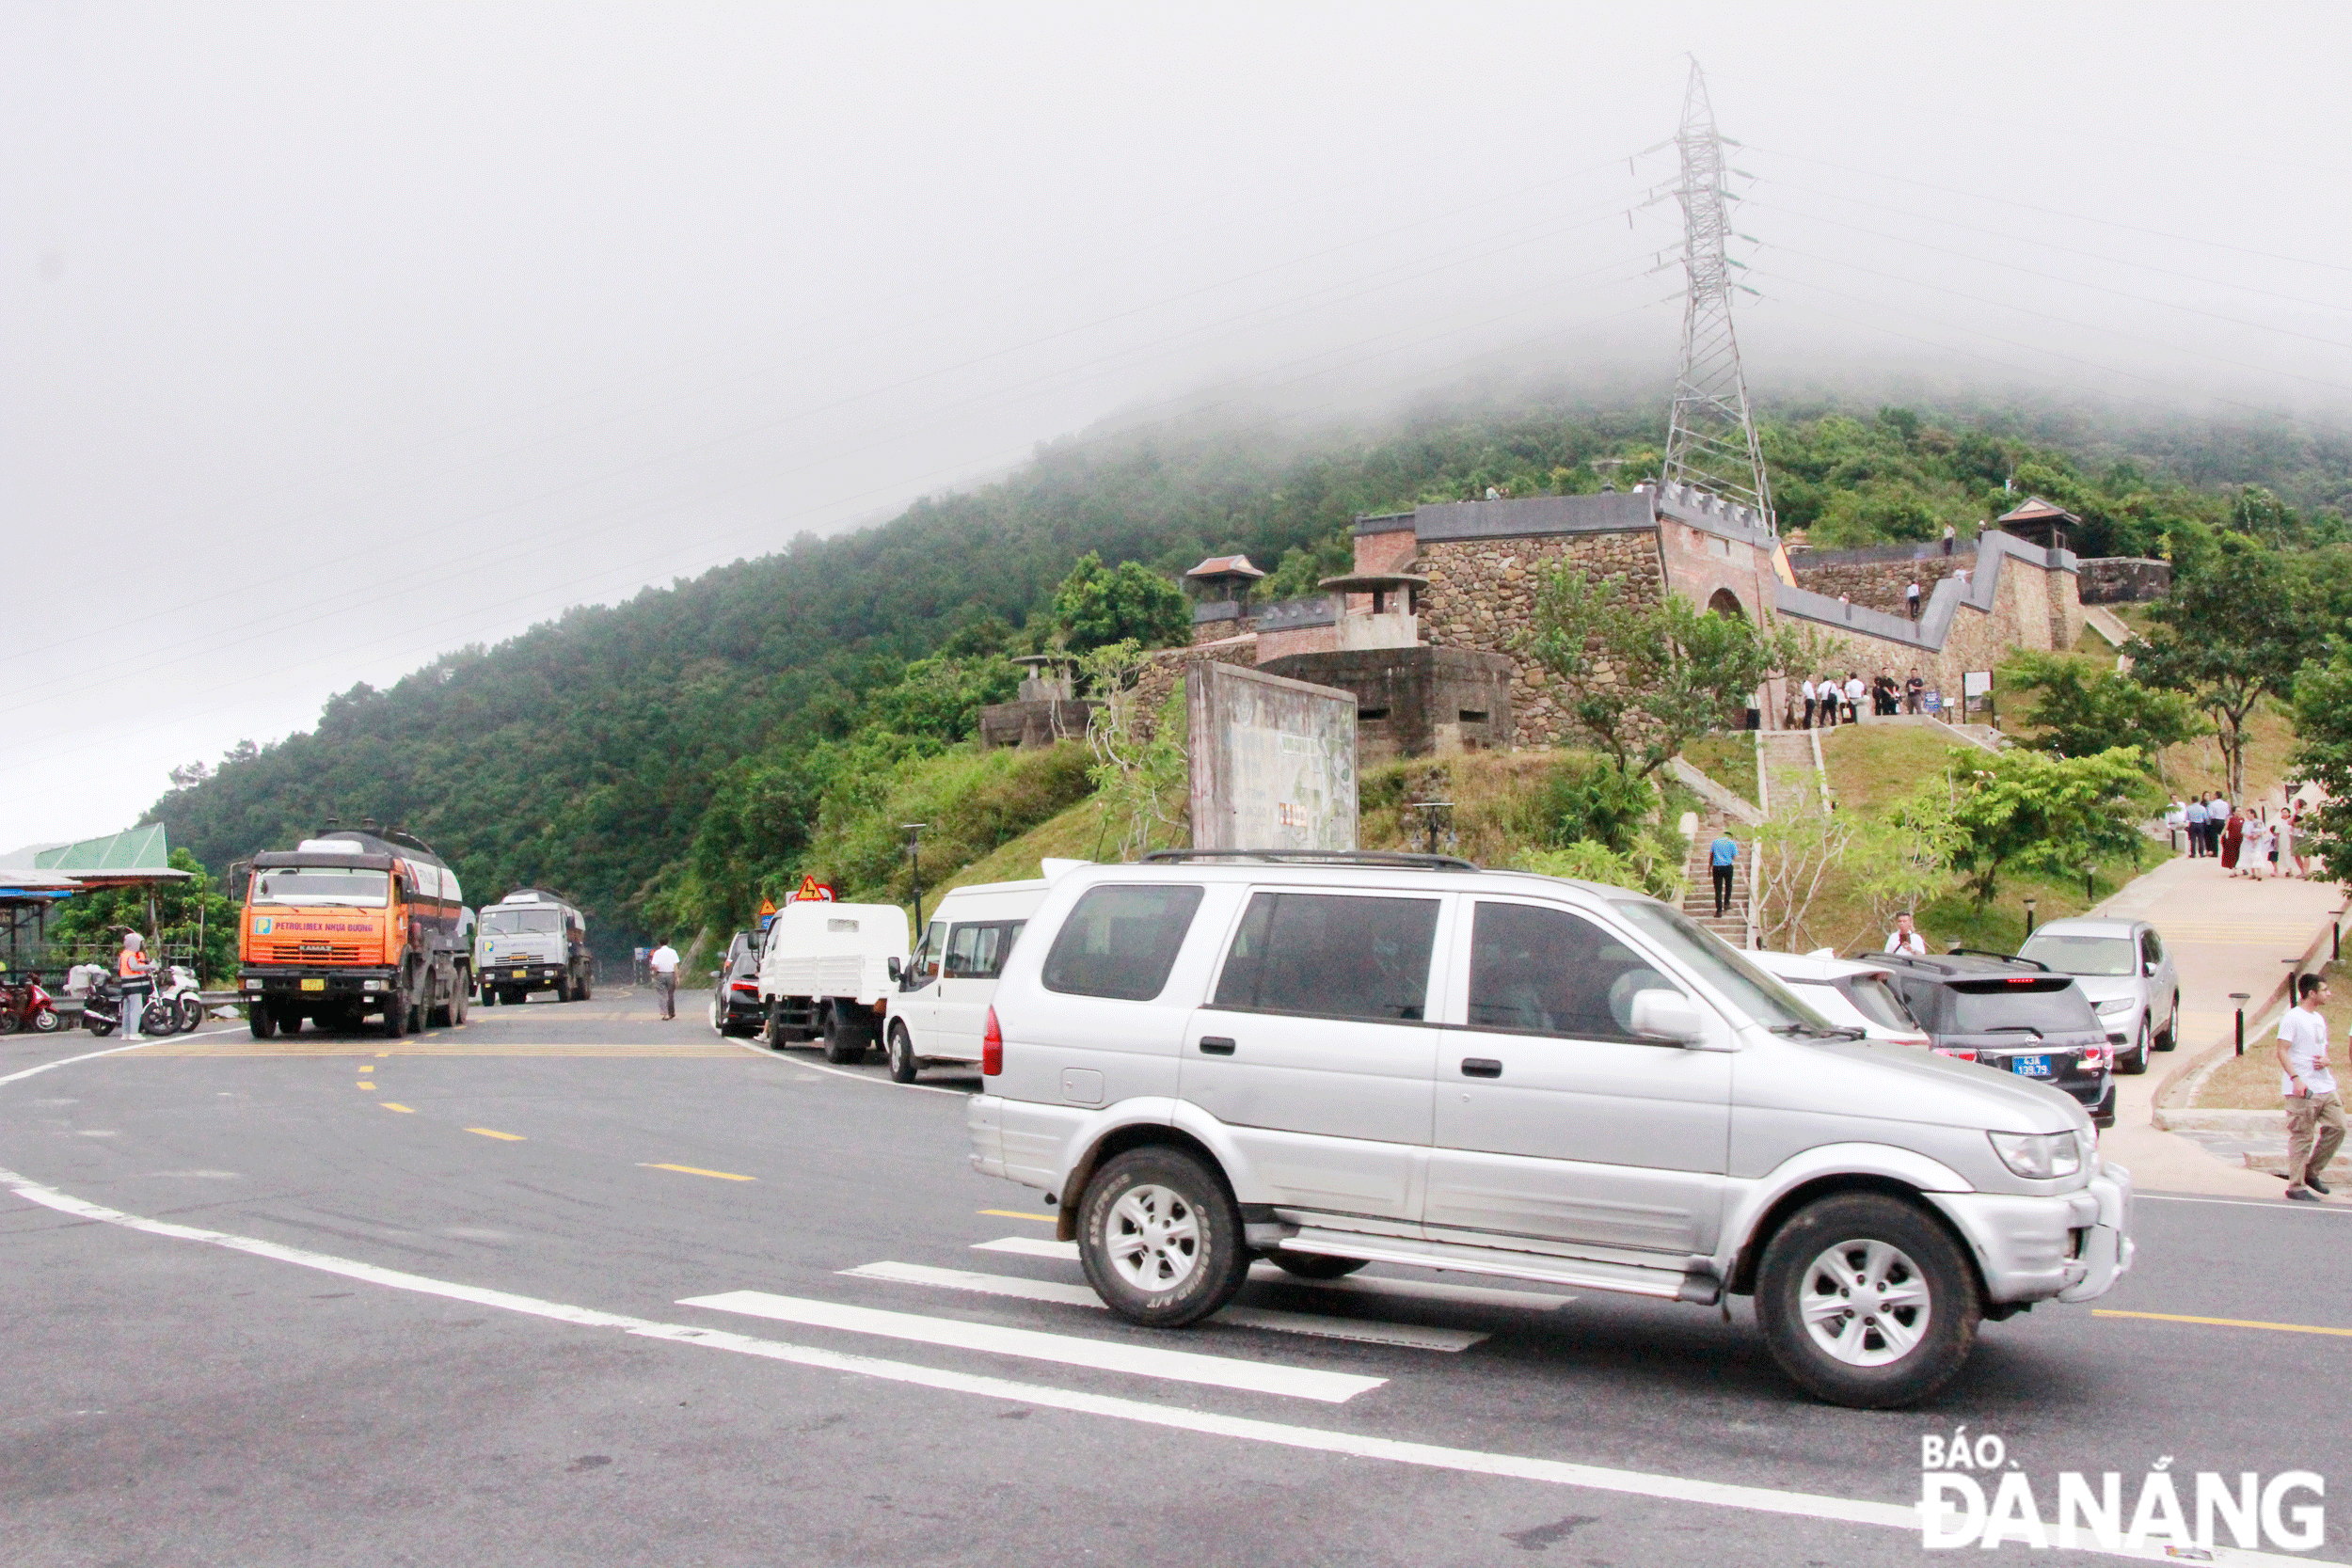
[117,930,157,1040]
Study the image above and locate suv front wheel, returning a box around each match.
[1755,1193,1980,1409]
[1078,1147,1249,1328]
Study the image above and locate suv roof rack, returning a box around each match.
[1946,947,2050,971]
[1869,948,2050,974]
[1140,848,1480,871]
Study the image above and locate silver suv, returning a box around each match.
[2016,917,2181,1075]
[966,851,2134,1408]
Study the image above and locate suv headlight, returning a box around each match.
[1990,1130,2084,1180]
[2093,995,2136,1017]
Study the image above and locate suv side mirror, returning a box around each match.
[2142,960,2158,977]
[887,956,902,982]
[1629,990,1706,1046]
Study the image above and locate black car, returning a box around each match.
[707,930,764,1037]
[1871,950,2116,1128]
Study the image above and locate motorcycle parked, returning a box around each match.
[0,973,62,1035]
[157,963,205,1034]
[81,974,184,1037]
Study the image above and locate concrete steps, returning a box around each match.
[1680,809,1754,945]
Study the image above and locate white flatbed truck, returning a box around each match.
[756,901,910,1064]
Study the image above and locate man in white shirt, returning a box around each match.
[1885,911,1929,957]
[1844,673,1867,725]
[1799,677,1817,729]
[649,940,680,1021]
[2277,973,2342,1201]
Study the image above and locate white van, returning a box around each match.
[756,901,910,1063]
[885,861,1087,1083]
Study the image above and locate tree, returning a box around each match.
[1052,553,1189,653]
[2289,653,2352,887]
[1945,747,2151,907]
[2128,533,2324,802]
[1755,805,1857,953]
[45,849,238,984]
[1079,641,1185,861]
[1523,572,1815,781]
[2000,651,2208,774]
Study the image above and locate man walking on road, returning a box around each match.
[1708,828,1740,920]
[649,939,680,1021]
[2279,974,2343,1201]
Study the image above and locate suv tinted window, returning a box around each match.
[1947,980,2099,1034]
[2140,929,2164,965]
[1213,893,1438,1022]
[1468,901,1681,1040]
[1041,885,1202,1001]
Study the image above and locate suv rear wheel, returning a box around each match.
[1755,1193,1980,1409]
[1078,1147,1248,1327]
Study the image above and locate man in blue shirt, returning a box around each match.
[1709,829,1740,919]
[2185,796,2208,858]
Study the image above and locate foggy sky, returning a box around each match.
[8,1,2352,850]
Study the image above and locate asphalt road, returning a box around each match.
[4,990,2345,1567]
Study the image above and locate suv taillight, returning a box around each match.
[982,1006,1003,1076]
[1934,1047,1979,1063]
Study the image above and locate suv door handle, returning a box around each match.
[1198,1037,1236,1055]
[1460,1057,1502,1078]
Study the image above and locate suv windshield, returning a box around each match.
[484,908,561,935]
[1611,900,1838,1034]
[251,867,389,907]
[2017,933,2137,977]
[1947,980,2099,1035]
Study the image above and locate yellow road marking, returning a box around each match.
[639,1163,756,1182]
[465,1127,526,1141]
[380,1103,415,1114]
[357,1085,374,1091]
[979,1209,1057,1223]
[2094,1308,2352,1338]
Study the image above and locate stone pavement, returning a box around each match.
[2078,847,2348,1198]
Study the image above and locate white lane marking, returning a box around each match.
[843,1261,1488,1353]
[1248,1264,1573,1312]
[975,1235,1079,1259]
[678,1289,1384,1402]
[723,1037,965,1096]
[0,1037,183,1087]
[2137,1193,2352,1213]
[976,1240,1573,1311]
[3,1164,2334,1566]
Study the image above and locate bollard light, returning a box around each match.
[2024,896,2038,939]
[2232,991,2251,1056]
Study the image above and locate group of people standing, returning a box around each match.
[1797,669,1930,728]
[2175,793,2310,879]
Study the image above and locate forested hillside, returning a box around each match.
[153,393,2352,955]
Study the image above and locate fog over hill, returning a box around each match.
[12,4,2352,852]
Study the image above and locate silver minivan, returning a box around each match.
[967,851,2134,1408]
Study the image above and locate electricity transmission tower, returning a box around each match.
[1661,61,1772,531]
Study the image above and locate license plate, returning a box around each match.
[512,968,528,977]
[300,978,326,992]
[2010,1054,2053,1078]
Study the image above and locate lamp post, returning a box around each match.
[2232,991,2251,1056]
[1408,801,1454,857]
[902,824,930,935]
[2023,896,2038,939]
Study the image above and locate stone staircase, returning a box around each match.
[1757,729,1823,815]
[1681,810,1754,945]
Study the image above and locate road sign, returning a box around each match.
[790,875,834,904]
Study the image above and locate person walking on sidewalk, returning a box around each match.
[2185,795,2208,857]
[2279,974,2344,1201]
[649,939,680,1021]
[1799,676,1817,729]
[1708,828,1740,920]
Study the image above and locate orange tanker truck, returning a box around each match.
[237,825,470,1039]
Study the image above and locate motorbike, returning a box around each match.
[81,971,185,1037]
[0,972,62,1035]
[157,963,205,1034]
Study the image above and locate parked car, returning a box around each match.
[886,865,1084,1084]
[1749,950,1930,1048]
[758,901,910,1063]
[1871,950,2115,1128]
[2015,917,2179,1075]
[967,850,2133,1409]
[707,929,763,1037]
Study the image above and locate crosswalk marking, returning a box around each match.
[974,1235,1079,1259]
[677,1289,1385,1403]
[1247,1263,1573,1311]
[843,1261,1487,1352]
